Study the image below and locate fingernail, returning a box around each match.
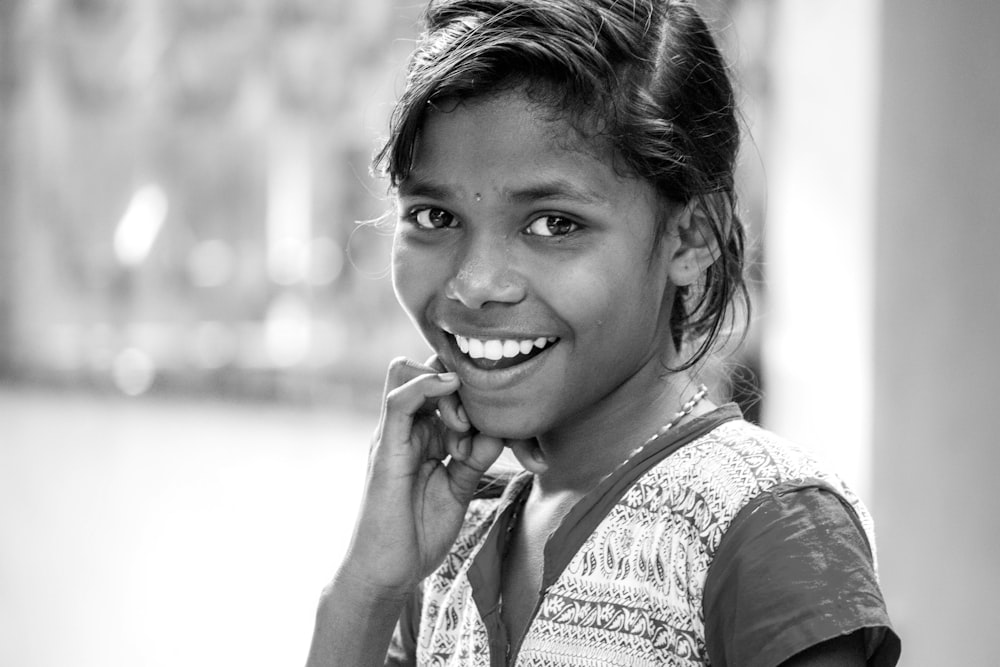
[437,372,458,382]
[457,404,469,424]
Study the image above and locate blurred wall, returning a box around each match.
[872,0,1000,663]
[764,0,1000,663]
[762,0,880,495]
[0,0,21,377]
[0,0,428,402]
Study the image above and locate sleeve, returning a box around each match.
[384,585,422,667]
[702,481,901,667]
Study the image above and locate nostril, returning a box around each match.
[444,272,524,309]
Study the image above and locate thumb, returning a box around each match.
[444,432,504,503]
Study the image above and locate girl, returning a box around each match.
[307,1,900,665]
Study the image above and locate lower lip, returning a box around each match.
[444,337,557,392]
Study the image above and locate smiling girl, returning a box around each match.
[306,1,899,665]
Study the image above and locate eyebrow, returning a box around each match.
[397,177,610,206]
[396,179,451,201]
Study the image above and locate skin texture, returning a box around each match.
[306,90,866,666]
[307,90,713,666]
[392,90,717,494]
[306,357,512,667]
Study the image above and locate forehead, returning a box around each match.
[404,90,632,199]
[423,91,602,154]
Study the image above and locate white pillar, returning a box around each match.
[762,0,882,496]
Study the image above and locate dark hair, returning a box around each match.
[375,0,749,370]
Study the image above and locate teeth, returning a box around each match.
[484,340,503,360]
[453,334,557,360]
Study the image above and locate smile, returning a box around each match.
[452,333,558,371]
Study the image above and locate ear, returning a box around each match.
[664,198,723,287]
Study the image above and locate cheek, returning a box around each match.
[568,269,669,361]
[550,257,658,332]
[390,240,422,316]
[391,238,443,322]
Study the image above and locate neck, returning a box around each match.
[526,365,711,496]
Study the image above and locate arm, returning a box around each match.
[305,357,507,667]
[703,482,900,667]
[305,570,410,667]
[779,631,867,667]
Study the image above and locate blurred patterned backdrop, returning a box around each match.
[0,0,439,406]
[0,0,767,412]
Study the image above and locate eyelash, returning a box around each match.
[525,215,580,237]
[405,207,582,237]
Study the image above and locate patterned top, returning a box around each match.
[387,406,900,666]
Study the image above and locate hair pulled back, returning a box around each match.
[375,0,749,370]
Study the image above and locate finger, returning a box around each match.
[508,438,549,475]
[383,356,441,396]
[380,357,458,424]
[445,432,504,503]
[436,393,470,433]
[381,371,461,453]
[425,354,448,373]
[444,427,472,462]
[420,356,471,431]
[409,415,443,459]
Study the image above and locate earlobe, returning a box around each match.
[666,200,721,287]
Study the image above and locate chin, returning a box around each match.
[462,401,541,441]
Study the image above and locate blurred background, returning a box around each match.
[1,0,998,665]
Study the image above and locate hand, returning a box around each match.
[339,356,506,596]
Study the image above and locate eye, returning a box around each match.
[525,215,580,237]
[410,207,457,229]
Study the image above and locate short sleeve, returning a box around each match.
[703,481,901,667]
[384,585,422,667]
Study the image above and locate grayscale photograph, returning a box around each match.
[1,1,996,665]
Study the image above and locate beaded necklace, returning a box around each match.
[504,382,710,532]
[499,383,711,654]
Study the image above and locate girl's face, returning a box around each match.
[392,91,679,441]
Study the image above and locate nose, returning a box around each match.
[444,236,525,309]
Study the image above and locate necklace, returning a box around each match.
[617,383,710,466]
[507,383,710,497]
[643,383,710,447]
[501,382,711,561]
[498,383,710,654]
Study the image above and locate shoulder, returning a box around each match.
[683,421,900,666]
[631,418,868,553]
[702,481,900,666]
[668,418,868,514]
[677,417,840,488]
[697,419,879,558]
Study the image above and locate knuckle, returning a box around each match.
[384,386,407,410]
[386,356,410,379]
[386,356,433,387]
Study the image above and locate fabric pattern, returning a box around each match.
[413,419,879,666]
[417,497,505,666]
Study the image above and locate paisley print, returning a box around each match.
[414,419,877,666]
